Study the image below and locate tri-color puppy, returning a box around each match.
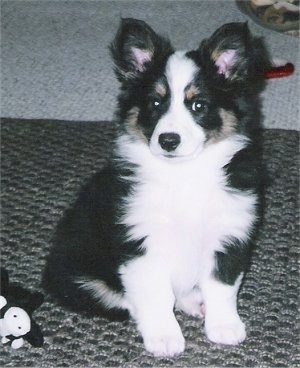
[43,19,269,357]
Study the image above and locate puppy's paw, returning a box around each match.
[205,320,246,345]
[143,331,185,357]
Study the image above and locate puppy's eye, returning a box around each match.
[152,100,161,108]
[191,100,206,113]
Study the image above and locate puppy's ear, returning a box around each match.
[110,18,173,82]
[199,22,270,88]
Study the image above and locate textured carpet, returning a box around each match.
[1,0,299,130]
[1,118,299,367]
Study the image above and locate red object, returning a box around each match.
[264,62,294,79]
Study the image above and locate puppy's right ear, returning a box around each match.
[110,18,173,82]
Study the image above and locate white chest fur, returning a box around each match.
[117,135,256,293]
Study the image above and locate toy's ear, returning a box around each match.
[24,319,44,347]
[110,18,173,82]
[199,22,270,88]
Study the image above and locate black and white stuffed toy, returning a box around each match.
[0,268,44,349]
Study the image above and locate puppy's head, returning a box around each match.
[111,19,270,160]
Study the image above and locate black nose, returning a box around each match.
[158,133,181,152]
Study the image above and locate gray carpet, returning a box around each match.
[1,118,299,367]
[1,0,299,130]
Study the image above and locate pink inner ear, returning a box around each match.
[215,49,236,78]
[132,47,153,72]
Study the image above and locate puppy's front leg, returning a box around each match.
[120,258,185,357]
[202,274,246,345]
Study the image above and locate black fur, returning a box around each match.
[214,238,252,285]
[43,164,143,319]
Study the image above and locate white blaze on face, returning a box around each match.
[150,52,206,159]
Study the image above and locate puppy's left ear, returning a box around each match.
[199,22,270,87]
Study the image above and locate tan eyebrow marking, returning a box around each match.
[185,84,200,100]
[155,82,167,97]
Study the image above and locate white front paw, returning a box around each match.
[206,320,246,345]
[143,330,185,357]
